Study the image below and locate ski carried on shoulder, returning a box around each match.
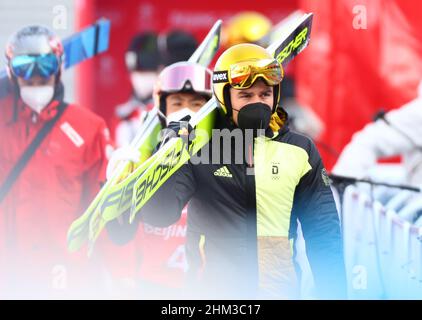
[67,20,222,253]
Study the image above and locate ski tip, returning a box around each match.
[67,222,88,252]
[188,19,222,66]
[95,18,111,54]
[268,11,314,68]
[67,244,79,253]
[67,236,83,253]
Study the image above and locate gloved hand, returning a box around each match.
[160,115,194,147]
[106,146,141,180]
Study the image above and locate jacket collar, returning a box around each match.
[18,98,62,123]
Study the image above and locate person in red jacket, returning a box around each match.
[0,25,113,298]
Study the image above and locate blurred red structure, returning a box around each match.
[297,0,422,168]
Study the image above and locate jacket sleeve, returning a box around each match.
[333,97,422,178]
[139,161,197,227]
[292,140,347,299]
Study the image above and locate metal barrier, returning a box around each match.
[342,185,422,299]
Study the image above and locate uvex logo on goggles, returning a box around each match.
[212,71,228,83]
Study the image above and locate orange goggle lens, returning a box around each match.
[229,58,283,89]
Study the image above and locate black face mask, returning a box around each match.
[234,102,272,130]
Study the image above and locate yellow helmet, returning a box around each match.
[212,43,283,116]
[223,11,272,48]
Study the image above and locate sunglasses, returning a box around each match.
[160,64,212,93]
[10,53,60,80]
[229,58,283,89]
[213,58,283,90]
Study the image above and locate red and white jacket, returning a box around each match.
[0,93,112,296]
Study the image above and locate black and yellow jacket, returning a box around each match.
[141,109,346,299]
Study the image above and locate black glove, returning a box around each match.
[161,115,195,147]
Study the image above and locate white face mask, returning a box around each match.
[130,72,158,100]
[20,85,54,114]
[166,108,196,125]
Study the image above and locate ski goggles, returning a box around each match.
[160,64,212,94]
[10,53,60,80]
[213,58,283,89]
